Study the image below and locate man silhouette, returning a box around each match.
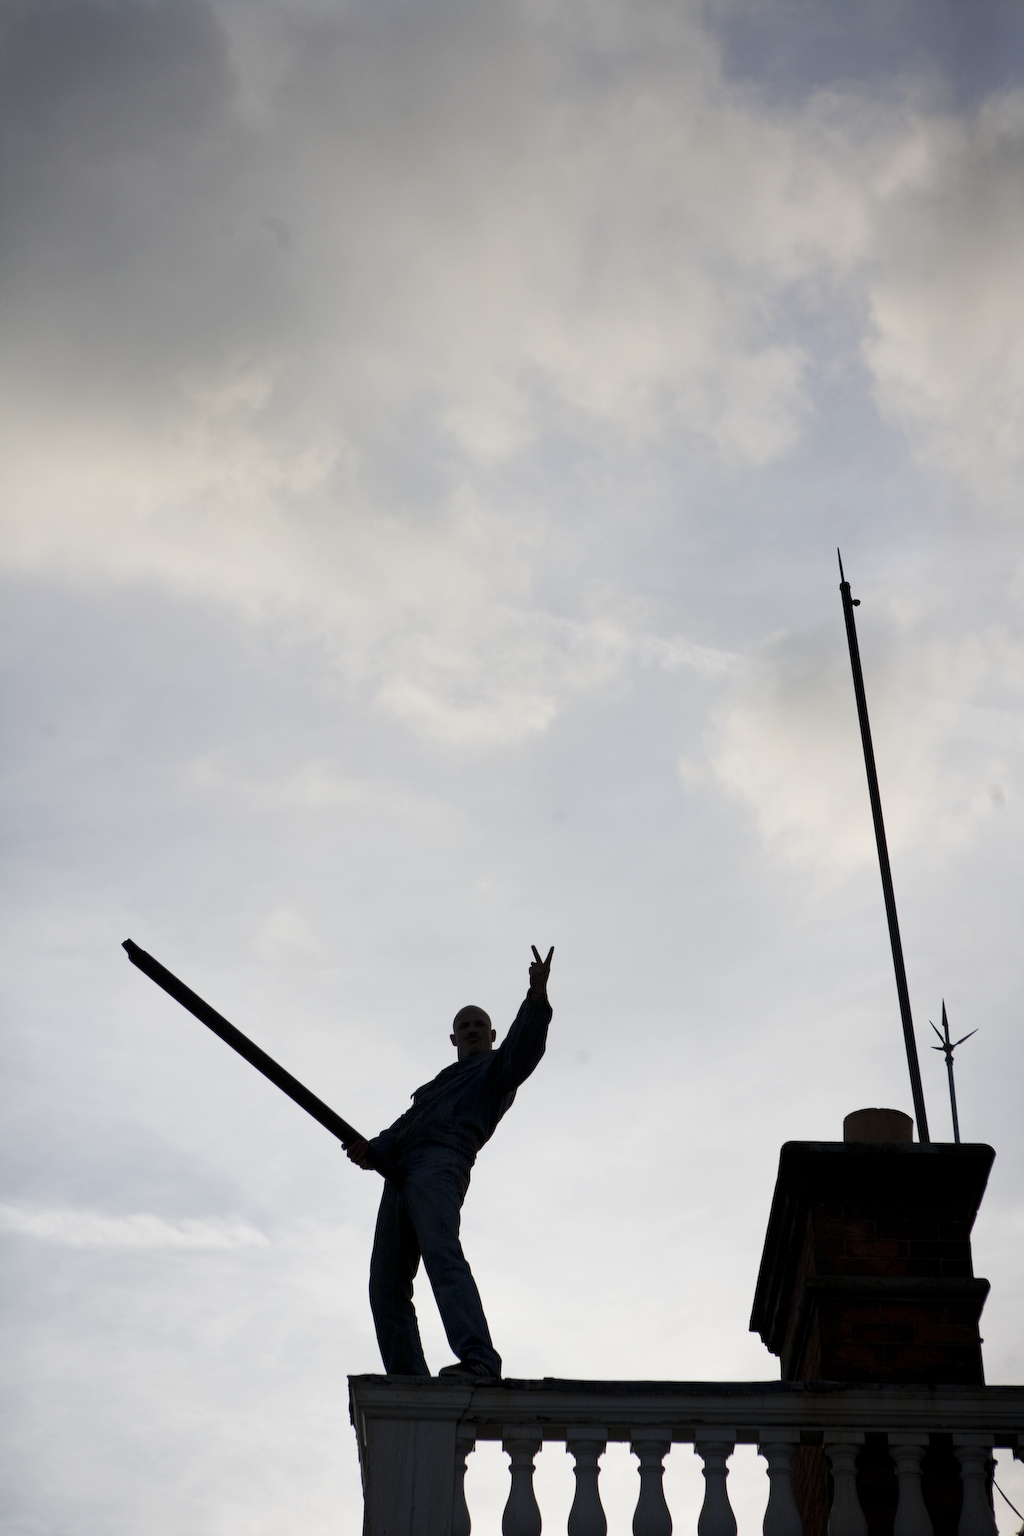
[346,945,554,1381]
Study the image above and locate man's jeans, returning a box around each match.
[368,1145,501,1377]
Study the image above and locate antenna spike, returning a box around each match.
[935,999,972,1143]
[837,547,846,583]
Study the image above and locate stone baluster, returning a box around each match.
[696,1434,738,1536]
[502,1431,543,1536]
[567,1425,608,1536]
[891,1435,933,1536]
[631,1430,674,1536]
[954,1436,998,1536]
[452,1424,476,1536]
[824,1437,868,1536]
[759,1432,804,1536]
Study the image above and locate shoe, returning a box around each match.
[437,1361,501,1382]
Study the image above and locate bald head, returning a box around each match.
[451,1005,495,1060]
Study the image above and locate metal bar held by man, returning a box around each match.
[122,939,398,1180]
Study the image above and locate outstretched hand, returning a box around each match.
[529,944,554,998]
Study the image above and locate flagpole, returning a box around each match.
[838,552,930,1142]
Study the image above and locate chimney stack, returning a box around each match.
[751,1113,992,1385]
[749,1113,995,1536]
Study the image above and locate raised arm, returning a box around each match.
[491,945,554,1092]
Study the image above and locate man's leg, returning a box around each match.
[400,1149,502,1377]
[368,1177,430,1376]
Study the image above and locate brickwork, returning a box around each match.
[791,1445,830,1536]
[810,1286,987,1383]
[810,1206,975,1280]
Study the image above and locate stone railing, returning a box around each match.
[347,1377,1024,1536]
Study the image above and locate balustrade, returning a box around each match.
[955,1438,999,1536]
[759,1433,803,1536]
[567,1426,608,1536]
[632,1431,673,1536]
[824,1437,868,1536]
[349,1377,1024,1536]
[502,1431,543,1536]
[453,1424,476,1536]
[890,1434,931,1536]
[696,1435,736,1536]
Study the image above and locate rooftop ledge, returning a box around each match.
[349,1375,1024,1443]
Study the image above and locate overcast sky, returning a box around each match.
[2,0,1024,1532]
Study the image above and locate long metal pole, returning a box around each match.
[123,939,397,1179]
[837,554,930,1142]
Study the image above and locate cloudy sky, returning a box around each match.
[2,0,1024,1531]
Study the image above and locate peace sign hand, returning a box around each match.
[529,945,554,998]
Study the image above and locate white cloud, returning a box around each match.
[863,89,1024,497]
[703,614,1024,878]
[253,907,327,963]
[0,1204,269,1250]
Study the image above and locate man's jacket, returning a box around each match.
[367,992,552,1169]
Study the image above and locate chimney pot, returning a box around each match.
[843,1107,913,1143]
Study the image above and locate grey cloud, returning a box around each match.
[709,0,1024,109]
[0,0,823,437]
[864,88,1024,492]
[1,0,277,399]
[4,0,1021,486]
[1,0,230,152]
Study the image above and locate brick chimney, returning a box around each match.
[749,1112,995,1536]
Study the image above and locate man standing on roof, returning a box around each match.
[346,944,554,1382]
